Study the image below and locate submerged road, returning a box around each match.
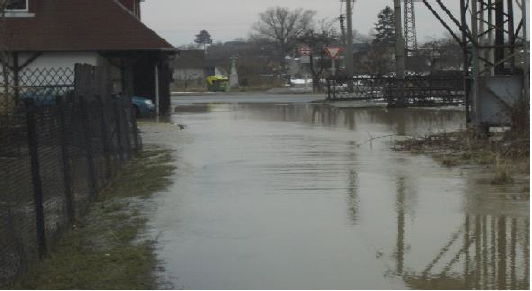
[142,93,529,290]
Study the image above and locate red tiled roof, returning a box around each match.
[5,0,174,52]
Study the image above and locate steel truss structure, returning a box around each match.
[421,0,529,134]
[404,0,418,53]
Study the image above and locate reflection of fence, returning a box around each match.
[0,65,141,287]
[326,75,465,106]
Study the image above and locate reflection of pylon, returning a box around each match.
[404,0,418,54]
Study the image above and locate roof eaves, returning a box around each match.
[111,0,174,50]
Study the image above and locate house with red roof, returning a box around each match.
[2,0,176,114]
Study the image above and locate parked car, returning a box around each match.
[21,87,65,106]
[132,96,156,117]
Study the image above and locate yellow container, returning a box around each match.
[206,76,229,92]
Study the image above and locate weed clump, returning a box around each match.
[491,155,515,185]
[394,129,528,183]
[440,155,460,167]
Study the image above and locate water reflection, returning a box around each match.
[395,176,406,276]
[174,104,212,113]
[222,103,464,136]
[402,214,529,289]
[387,156,529,289]
[149,101,528,289]
[347,170,360,224]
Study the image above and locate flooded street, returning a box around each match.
[143,94,529,290]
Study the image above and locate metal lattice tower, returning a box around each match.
[403,0,418,53]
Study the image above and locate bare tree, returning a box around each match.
[297,18,340,92]
[251,7,316,72]
[360,46,394,76]
[353,29,371,44]
[177,43,202,50]
[419,36,462,73]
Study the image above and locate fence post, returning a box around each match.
[121,96,132,159]
[96,95,112,180]
[126,96,141,151]
[79,96,98,202]
[56,96,74,224]
[327,79,331,100]
[428,78,433,105]
[332,79,337,100]
[371,77,375,100]
[24,99,47,258]
[93,67,113,180]
[13,53,20,101]
[112,97,124,164]
[388,78,394,106]
[131,112,141,151]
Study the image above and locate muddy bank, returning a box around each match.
[394,129,529,186]
[14,146,176,290]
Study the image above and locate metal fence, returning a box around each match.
[326,75,465,106]
[0,65,141,287]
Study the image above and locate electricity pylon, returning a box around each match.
[404,0,418,54]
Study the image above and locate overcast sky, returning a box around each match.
[141,0,528,47]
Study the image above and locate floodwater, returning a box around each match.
[144,94,529,290]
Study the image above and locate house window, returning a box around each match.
[5,0,28,11]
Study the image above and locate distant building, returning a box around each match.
[173,50,207,89]
[204,58,229,79]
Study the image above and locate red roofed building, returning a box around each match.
[2,0,177,114]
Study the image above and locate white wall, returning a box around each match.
[6,52,105,88]
[0,52,108,98]
[173,68,204,80]
[215,67,228,77]
[19,52,103,69]
[172,68,206,89]
[1,52,127,96]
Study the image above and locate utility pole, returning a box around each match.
[339,14,346,46]
[487,0,494,76]
[478,1,485,74]
[460,0,471,123]
[506,0,515,73]
[494,0,505,74]
[394,0,405,79]
[394,0,406,106]
[522,0,529,100]
[471,0,482,136]
[345,0,354,78]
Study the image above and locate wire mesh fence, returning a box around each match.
[0,65,142,287]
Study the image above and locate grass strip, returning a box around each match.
[14,146,176,290]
